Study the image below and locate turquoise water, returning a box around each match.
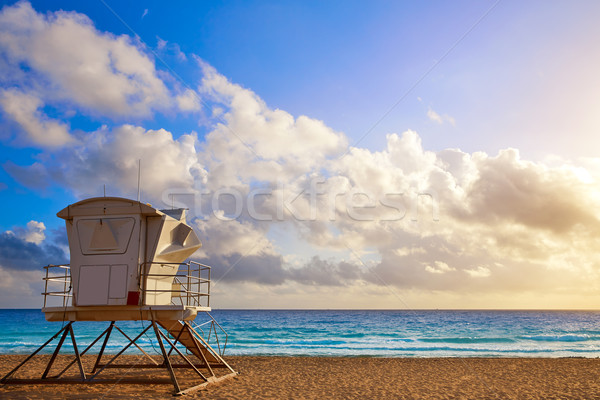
[1,309,600,357]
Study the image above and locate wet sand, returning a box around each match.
[2,354,600,399]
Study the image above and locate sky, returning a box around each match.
[1,0,600,309]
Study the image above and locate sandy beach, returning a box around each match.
[2,355,600,399]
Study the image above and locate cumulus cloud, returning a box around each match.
[0,1,172,116]
[176,89,201,111]
[8,220,46,244]
[425,261,455,274]
[0,221,66,306]
[465,266,491,278]
[0,88,74,147]
[8,56,600,300]
[198,62,348,183]
[0,227,67,271]
[0,0,175,143]
[461,148,600,234]
[2,3,600,306]
[206,100,599,297]
[7,124,206,201]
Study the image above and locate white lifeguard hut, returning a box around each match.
[2,197,237,395]
[45,196,206,321]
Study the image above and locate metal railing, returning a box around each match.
[42,264,72,308]
[140,261,211,308]
[42,261,211,308]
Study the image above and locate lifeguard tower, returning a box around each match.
[1,197,237,395]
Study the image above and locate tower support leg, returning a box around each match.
[1,319,237,396]
[152,320,181,394]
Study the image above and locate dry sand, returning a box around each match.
[1,354,600,399]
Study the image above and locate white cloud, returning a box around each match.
[465,266,491,278]
[64,125,206,200]
[23,221,46,244]
[6,124,207,205]
[0,223,67,272]
[3,9,600,306]
[176,89,201,112]
[0,1,172,119]
[8,220,46,244]
[199,74,600,298]
[198,62,348,183]
[8,60,600,303]
[10,58,600,301]
[0,88,74,147]
[425,261,455,274]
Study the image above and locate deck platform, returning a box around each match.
[42,305,211,322]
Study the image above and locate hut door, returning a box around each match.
[78,265,110,305]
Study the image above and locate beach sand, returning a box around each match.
[1,355,600,399]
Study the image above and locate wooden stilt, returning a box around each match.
[88,323,153,381]
[152,320,181,394]
[1,324,70,383]
[41,322,73,379]
[113,324,158,365]
[155,327,208,381]
[91,322,115,374]
[2,318,237,396]
[68,324,86,380]
[55,322,112,378]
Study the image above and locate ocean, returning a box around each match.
[1,309,600,358]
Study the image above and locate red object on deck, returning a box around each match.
[126,291,140,305]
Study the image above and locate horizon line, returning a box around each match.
[2,308,600,312]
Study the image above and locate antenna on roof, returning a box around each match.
[103,184,106,197]
[137,159,141,202]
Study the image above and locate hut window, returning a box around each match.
[77,217,135,255]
